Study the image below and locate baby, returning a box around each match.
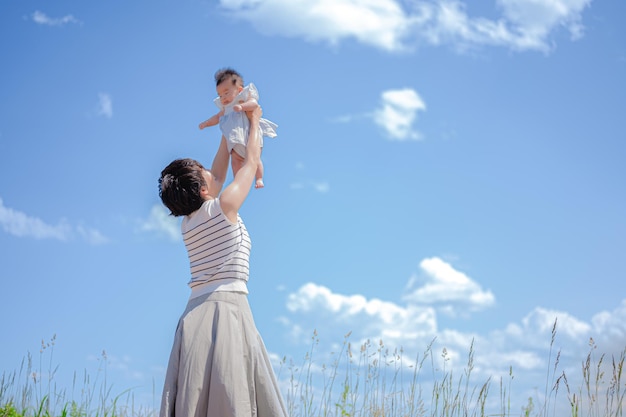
[199,68,277,188]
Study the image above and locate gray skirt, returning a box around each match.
[160,291,288,417]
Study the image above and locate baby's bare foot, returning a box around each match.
[255,178,265,189]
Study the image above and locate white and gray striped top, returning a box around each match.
[181,198,251,296]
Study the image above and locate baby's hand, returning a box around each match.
[233,104,243,112]
[199,121,208,130]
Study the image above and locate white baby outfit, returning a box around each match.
[214,83,278,158]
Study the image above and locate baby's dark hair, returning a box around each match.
[215,67,243,88]
[159,158,207,217]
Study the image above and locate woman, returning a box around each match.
[158,106,287,417]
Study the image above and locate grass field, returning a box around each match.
[1,323,624,417]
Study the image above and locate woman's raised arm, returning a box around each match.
[208,135,230,196]
[219,106,262,223]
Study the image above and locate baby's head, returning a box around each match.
[215,67,244,106]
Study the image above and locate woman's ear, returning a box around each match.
[200,185,210,199]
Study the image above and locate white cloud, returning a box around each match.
[477,349,543,371]
[140,204,181,241]
[332,88,425,140]
[283,258,495,345]
[0,198,71,241]
[590,299,626,350]
[503,307,592,350]
[286,282,438,344]
[0,198,108,244]
[497,0,590,42]
[97,93,113,118]
[404,257,495,315]
[32,10,81,27]
[220,0,414,52]
[373,88,426,140]
[218,0,593,53]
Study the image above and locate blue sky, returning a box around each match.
[1,0,625,413]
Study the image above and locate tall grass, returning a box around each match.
[2,323,625,417]
[0,335,153,417]
[279,321,625,417]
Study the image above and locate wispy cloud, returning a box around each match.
[31,10,82,27]
[312,182,330,193]
[218,0,592,53]
[290,162,330,193]
[97,93,113,119]
[76,225,109,245]
[139,204,181,241]
[334,88,426,140]
[290,181,330,193]
[0,198,108,244]
[87,351,145,381]
[373,88,426,140]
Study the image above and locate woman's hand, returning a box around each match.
[246,105,262,122]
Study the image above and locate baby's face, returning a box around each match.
[216,82,243,106]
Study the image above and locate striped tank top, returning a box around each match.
[181,198,251,297]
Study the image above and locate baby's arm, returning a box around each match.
[199,109,224,130]
[233,97,258,113]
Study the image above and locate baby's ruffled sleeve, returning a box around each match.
[246,83,260,101]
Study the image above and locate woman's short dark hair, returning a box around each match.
[159,158,206,217]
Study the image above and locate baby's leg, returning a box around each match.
[255,158,264,189]
[231,151,245,178]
